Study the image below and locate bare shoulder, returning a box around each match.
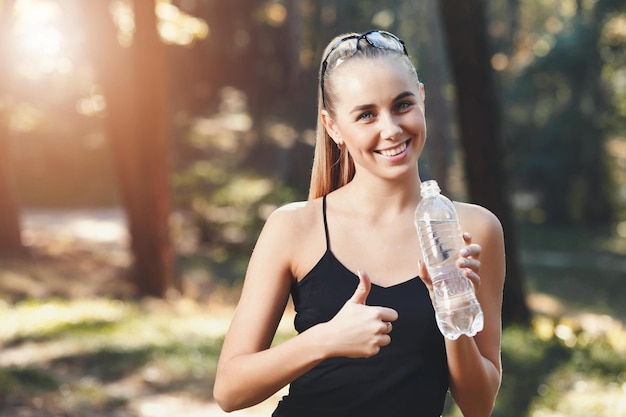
[258,198,325,280]
[257,199,323,251]
[454,202,503,240]
[264,199,322,236]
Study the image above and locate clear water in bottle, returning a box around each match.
[431,269,484,340]
[415,181,484,340]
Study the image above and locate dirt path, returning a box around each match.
[8,209,287,417]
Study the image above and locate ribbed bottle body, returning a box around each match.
[415,181,484,340]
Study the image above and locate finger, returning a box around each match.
[460,243,481,259]
[379,334,392,347]
[379,307,399,323]
[350,270,372,305]
[384,321,393,333]
[462,268,481,291]
[462,232,472,244]
[457,257,480,273]
[378,321,390,334]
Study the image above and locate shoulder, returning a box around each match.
[256,198,323,251]
[254,198,325,279]
[264,199,322,233]
[454,202,503,236]
[454,202,504,254]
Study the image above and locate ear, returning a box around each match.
[321,109,343,145]
[419,82,428,137]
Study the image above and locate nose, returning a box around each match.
[379,112,402,140]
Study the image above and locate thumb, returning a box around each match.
[350,270,372,305]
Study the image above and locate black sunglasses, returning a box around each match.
[320,30,408,108]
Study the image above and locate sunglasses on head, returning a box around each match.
[320,30,408,108]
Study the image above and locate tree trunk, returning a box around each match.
[76,0,176,297]
[423,0,450,188]
[0,0,25,257]
[131,0,176,296]
[438,0,530,326]
[0,131,24,258]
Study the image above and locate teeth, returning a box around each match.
[379,142,407,157]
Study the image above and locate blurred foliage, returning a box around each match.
[1,215,625,416]
[3,1,626,414]
[3,0,624,240]
[0,221,623,416]
[1,294,625,416]
[0,296,228,415]
[441,317,626,417]
[501,0,626,226]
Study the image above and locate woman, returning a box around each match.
[213,30,505,417]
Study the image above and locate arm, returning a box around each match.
[447,205,505,417]
[418,204,505,417]
[213,204,398,412]
[213,206,325,411]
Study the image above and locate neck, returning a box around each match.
[341,170,423,216]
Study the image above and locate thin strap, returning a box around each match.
[322,195,330,250]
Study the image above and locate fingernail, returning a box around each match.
[459,259,468,267]
[460,248,469,256]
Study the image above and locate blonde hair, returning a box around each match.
[307,32,418,200]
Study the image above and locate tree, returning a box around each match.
[0,0,25,258]
[504,0,624,226]
[439,0,530,326]
[76,0,176,297]
[421,0,453,188]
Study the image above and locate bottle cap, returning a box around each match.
[420,180,441,198]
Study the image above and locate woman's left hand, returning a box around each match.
[418,232,482,299]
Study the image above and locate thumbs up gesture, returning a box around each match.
[350,269,372,304]
[322,270,398,358]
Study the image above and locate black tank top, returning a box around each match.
[272,196,449,417]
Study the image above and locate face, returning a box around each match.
[322,57,426,181]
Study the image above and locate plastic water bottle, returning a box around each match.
[414,180,484,340]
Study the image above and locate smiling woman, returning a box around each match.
[213,29,506,417]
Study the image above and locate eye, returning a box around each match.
[357,111,374,121]
[394,101,413,112]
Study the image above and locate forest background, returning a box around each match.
[0,0,625,416]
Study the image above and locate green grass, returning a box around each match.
[1,223,625,416]
[0,297,229,414]
[442,223,626,416]
[442,323,626,417]
[517,223,626,321]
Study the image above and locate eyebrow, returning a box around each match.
[349,91,416,114]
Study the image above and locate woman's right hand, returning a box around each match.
[321,270,398,358]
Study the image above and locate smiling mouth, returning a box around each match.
[376,140,409,157]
